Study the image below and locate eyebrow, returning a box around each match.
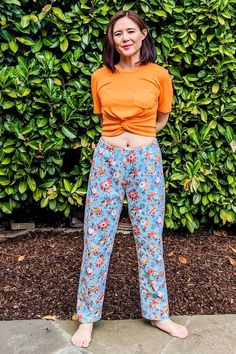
[113,27,136,34]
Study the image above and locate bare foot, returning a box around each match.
[151,318,188,339]
[71,322,93,348]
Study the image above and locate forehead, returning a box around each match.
[113,17,139,32]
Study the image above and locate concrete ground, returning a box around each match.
[1,315,236,354]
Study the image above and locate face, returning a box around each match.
[112,16,147,59]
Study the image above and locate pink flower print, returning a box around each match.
[98,149,104,156]
[98,218,110,231]
[91,246,99,254]
[128,189,138,201]
[148,231,158,240]
[157,216,163,225]
[133,224,140,235]
[155,176,161,185]
[126,153,136,164]
[86,267,94,276]
[97,166,105,175]
[78,314,85,322]
[107,158,116,166]
[157,255,163,263]
[91,187,98,196]
[148,191,158,201]
[88,227,97,237]
[100,178,112,191]
[150,244,157,254]
[150,205,157,216]
[101,198,111,206]
[140,218,150,229]
[147,268,156,276]
[139,181,148,191]
[148,165,155,176]
[111,209,117,217]
[151,299,160,308]
[95,255,105,268]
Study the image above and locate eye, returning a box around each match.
[128,30,135,34]
[114,33,122,37]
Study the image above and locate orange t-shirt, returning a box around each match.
[91,62,173,137]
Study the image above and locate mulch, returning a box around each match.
[0,226,235,321]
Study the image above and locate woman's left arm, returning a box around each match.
[156,111,170,133]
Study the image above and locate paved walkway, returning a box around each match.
[1,315,236,354]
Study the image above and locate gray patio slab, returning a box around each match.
[1,315,235,354]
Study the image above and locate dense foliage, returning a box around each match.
[0,0,235,232]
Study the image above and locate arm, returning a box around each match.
[156,111,170,133]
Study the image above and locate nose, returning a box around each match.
[122,32,129,42]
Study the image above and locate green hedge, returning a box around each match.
[0,0,235,232]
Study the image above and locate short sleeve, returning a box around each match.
[91,73,101,114]
[158,69,173,113]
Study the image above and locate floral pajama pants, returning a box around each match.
[76,137,169,323]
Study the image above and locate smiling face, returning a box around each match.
[112,16,147,61]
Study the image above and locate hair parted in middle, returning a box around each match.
[102,10,157,72]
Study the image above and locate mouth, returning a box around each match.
[122,44,132,49]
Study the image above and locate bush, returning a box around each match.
[0,0,235,232]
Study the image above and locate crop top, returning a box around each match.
[91,62,173,137]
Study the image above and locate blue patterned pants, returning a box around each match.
[76,137,169,323]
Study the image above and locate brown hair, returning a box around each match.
[102,10,156,72]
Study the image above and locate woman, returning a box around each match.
[71,10,188,348]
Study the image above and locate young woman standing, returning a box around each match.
[71,10,188,348]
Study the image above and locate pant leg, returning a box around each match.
[126,139,169,320]
[76,140,125,323]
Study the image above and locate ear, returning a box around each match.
[141,29,148,40]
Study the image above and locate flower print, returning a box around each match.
[139,180,148,191]
[101,178,112,191]
[148,165,155,176]
[111,209,117,217]
[91,284,99,292]
[132,224,140,235]
[128,189,138,201]
[107,158,116,166]
[101,198,112,206]
[88,227,97,237]
[95,255,105,268]
[150,244,157,254]
[157,255,163,263]
[147,191,158,201]
[148,231,158,240]
[91,246,99,254]
[86,267,94,276]
[98,149,104,156]
[155,176,161,185]
[157,216,163,225]
[150,205,157,216]
[147,268,157,276]
[157,291,164,298]
[91,187,99,196]
[96,166,105,176]
[140,218,150,229]
[99,235,110,245]
[126,153,137,164]
[98,217,110,231]
[93,207,102,216]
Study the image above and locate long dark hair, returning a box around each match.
[103,10,156,72]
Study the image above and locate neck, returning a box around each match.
[117,54,140,70]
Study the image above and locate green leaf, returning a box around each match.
[62,62,71,73]
[63,179,72,192]
[9,40,18,53]
[27,176,36,192]
[21,15,30,28]
[19,181,27,194]
[62,126,77,139]
[60,37,69,52]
